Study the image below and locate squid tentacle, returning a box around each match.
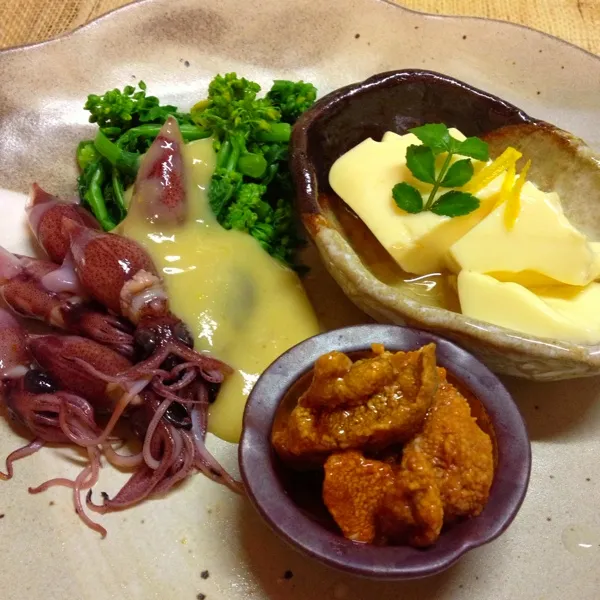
[0,439,45,481]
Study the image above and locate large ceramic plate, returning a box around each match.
[1,1,599,599]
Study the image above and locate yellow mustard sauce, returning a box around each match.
[121,138,320,442]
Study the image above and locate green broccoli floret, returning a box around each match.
[208,168,243,220]
[197,73,317,266]
[266,80,317,124]
[268,199,298,264]
[207,73,261,104]
[221,184,298,265]
[76,141,100,171]
[84,81,183,139]
[223,184,270,230]
[191,73,290,180]
[77,73,317,264]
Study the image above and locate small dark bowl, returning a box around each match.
[239,325,531,580]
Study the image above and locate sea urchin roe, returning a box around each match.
[377,449,443,547]
[300,350,397,410]
[408,367,494,522]
[323,450,395,543]
[323,447,444,546]
[272,343,494,548]
[271,343,438,465]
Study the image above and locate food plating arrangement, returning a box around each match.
[0,3,599,597]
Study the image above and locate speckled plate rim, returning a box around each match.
[3,0,598,62]
[239,325,531,580]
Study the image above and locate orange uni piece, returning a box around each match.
[377,449,444,547]
[323,450,395,543]
[271,344,439,465]
[407,368,494,521]
[320,368,494,547]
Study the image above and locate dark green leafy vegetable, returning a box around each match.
[94,131,140,177]
[78,160,118,230]
[208,168,243,220]
[194,72,317,266]
[76,74,317,266]
[393,123,488,218]
[116,123,210,153]
[409,123,452,155]
[223,183,270,231]
[410,124,490,161]
[406,145,436,184]
[190,73,284,181]
[454,136,489,161]
[220,183,300,264]
[84,81,190,140]
[266,80,318,124]
[440,159,474,188]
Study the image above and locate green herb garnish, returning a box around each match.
[392,124,489,218]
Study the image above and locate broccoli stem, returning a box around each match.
[225,142,241,173]
[216,140,232,169]
[115,123,210,147]
[111,168,127,218]
[94,131,140,176]
[85,163,116,230]
[238,153,268,179]
[254,122,291,144]
[228,135,267,178]
[178,123,212,141]
[261,163,279,186]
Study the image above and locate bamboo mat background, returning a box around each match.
[0,0,598,54]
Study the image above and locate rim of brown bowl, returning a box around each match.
[239,325,531,580]
[289,69,600,379]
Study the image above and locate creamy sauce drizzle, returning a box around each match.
[121,138,320,442]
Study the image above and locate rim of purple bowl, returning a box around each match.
[239,325,531,580]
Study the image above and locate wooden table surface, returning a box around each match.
[1,0,599,55]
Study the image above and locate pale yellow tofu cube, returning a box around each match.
[449,182,596,286]
[329,130,497,275]
[457,271,600,344]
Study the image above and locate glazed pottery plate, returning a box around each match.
[0,1,599,599]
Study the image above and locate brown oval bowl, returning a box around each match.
[239,325,531,580]
[290,69,600,381]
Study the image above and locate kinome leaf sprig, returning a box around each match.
[392,124,490,218]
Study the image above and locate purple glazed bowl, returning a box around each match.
[239,325,531,580]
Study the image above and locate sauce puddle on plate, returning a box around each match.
[121,138,320,442]
[561,523,600,557]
